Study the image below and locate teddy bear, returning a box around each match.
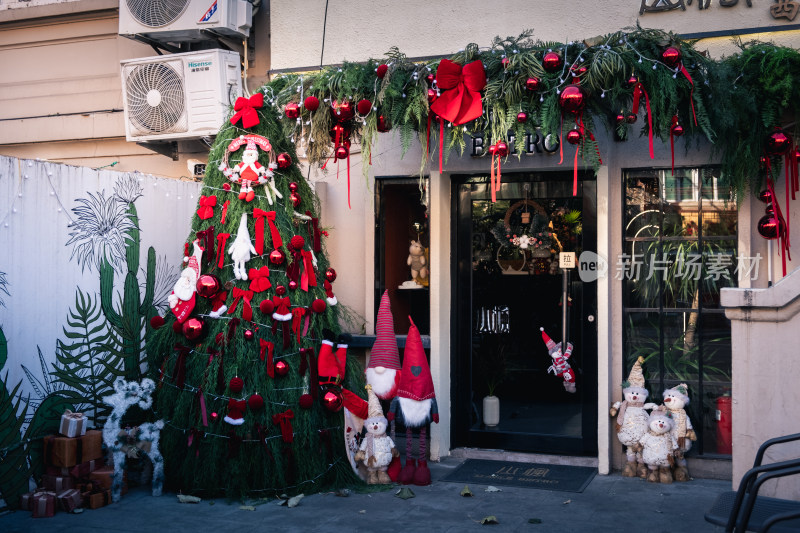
[407,240,428,281]
[639,408,678,484]
[609,357,657,477]
[354,385,399,484]
[662,383,697,482]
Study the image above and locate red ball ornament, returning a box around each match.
[615,113,626,125]
[501,57,510,67]
[290,235,305,250]
[495,141,509,157]
[182,317,205,340]
[427,88,438,104]
[275,360,289,377]
[304,95,320,112]
[525,77,541,91]
[766,129,793,157]
[150,315,165,329]
[229,376,244,394]
[288,280,298,291]
[196,274,221,298]
[542,52,563,72]
[243,329,254,341]
[276,152,292,169]
[312,298,327,314]
[662,46,682,69]
[325,268,337,283]
[758,213,783,240]
[377,115,391,133]
[275,285,287,296]
[290,192,302,208]
[336,145,349,159]
[223,183,231,191]
[259,299,275,315]
[516,111,528,124]
[248,393,264,411]
[559,85,586,115]
[376,64,388,79]
[284,102,300,119]
[426,73,435,85]
[627,75,639,88]
[299,393,314,409]
[626,113,638,124]
[331,100,354,122]
[210,412,218,422]
[488,144,497,156]
[322,388,343,412]
[356,99,372,116]
[288,182,299,193]
[567,129,582,145]
[671,124,684,137]
[269,249,286,265]
[758,189,772,203]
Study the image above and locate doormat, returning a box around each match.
[440,459,596,493]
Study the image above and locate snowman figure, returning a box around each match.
[610,357,658,477]
[639,408,678,484]
[354,385,399,484]
[662,383,697,482]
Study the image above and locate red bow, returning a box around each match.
[197,196,217,220]
[253,209,282,255]
[430,59,487,125]
[227,287,254,321]
[272,409,295,443]
[248,266,271,293]
[260,339,274,378]
[230,93,264,129]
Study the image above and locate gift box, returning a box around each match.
[69,457,104,480]
[42,474,74,492]
[84,489,111,510]
[89,466,127,494]
[59,410,87,438]
[32,491,56,518]
[45,465,71,476]
[20,491,36,511]
[56,488,82,513]
[44,429,103,468]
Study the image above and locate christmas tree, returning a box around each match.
[148,92,367,499]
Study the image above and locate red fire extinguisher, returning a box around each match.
[715,394,732,455]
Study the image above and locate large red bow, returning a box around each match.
[430,59,487,126]
[228,287,254,321]
[197,196,217,220]
[253,209,282,255]
[272,409,295,443]
[248,266,271,293]
[230,93,264,129]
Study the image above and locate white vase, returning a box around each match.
[483,395,500,427]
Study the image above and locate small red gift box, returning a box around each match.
[32,491,56,518]
[42,473,74,492]
[89,466,127,494]
[56,488,82,512]
[70,457,104,480]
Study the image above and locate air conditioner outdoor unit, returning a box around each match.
[120,49,242,142]
[119,0,253,42]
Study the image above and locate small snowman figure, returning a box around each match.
[354,385,399,484]
[609,357,658,477]
[662,383,697,482]
[639,409,678,484]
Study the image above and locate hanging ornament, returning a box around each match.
[290,235,305,250]
[615,113,626,125]
[325,268,337,283]
[182,317,205,341]
[196,195,217,220]
[322,387,343,412]
[566,129,582,145]
[426,73,435,85]
[501,57,510,68]
[356,99,372,116]
[222,183,231,192]
[299,394,314,409]
[427,88,438,104]
[626,113,637,124]
[376,64,388,79]
[248,393,264,411]
[284,102,300,119]
[627,74,639,88]
[758,213,783,240]
[291,192,302,207]
[269,248,286,265]
[542,52,563,72]
[288,280,298,291]
[516,111,528,124]
[312,298,327,314]
[495,141,509,157]
[220,135,280,204]
[276,153,292,169]
[766,129,793,156]
[275,360,289,377]
[331,100,354,122]
[150,316,165,329]
[525,77,541,91]
[288,182,299,193]
[259,299,274,315]
[662,46,682,69]
[336,144,349,159]
[304,95,320,112]
[243,329,254,341]
[559,85,586,115]
[229,376,244,394]
[172,321,183,334]
[275,285,287,296]
[377,115,391,132]
[210,412,218,422]
[196,274,221,299]
[758,190,772,203]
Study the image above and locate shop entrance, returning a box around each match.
[453,172,597,455]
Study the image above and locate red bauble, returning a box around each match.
[626,113,638,124]
[516,111,528,124]
[288,182,299,193]
[322,388,343,412]
[196,274,221,298]
[671,124,684,137]
[269,249,286,265]
[150,315,165,329]
[291,192,302,208]
[501,57,510,67]
[285,102,300,119]
[299,393,314,409]
[336,145,349,159]
[662,46,682,69]
[542,52,563,72]
[331,100,354,122]
[275,285,287,296]
[525,77,541,91]
[182,317,205,340]
[259,299,275,315]
[223,183,231,191]
[426,73,435,85]
[325,268,337,283]
[329,124,352,143]
[248,393,264,411]
[766,129,793,157]
[277,153,292,169]
[567,129,582,145]
[210,412,218,422]
[229,376,244,394]
[304,95,320,111]
[243,329,254,341]
[288,280,298,291]
[357,99,372,116]
[758,189,772,203]
[758,213,783,240]
[312,298,327,314]
[275,360,289,377]
[615,113,626,125]
[627,75,639,88]
[495,141,509,157]
[488,144,497,155]
[559,85,586,115]
[427,88,437,104]
[290,235,305,250]
[377,115,391,133]
[376,64,388,79]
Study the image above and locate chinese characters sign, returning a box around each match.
[640,0,797,21]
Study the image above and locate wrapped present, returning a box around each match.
[45,465,71,476]
[56,488,82,513]
[42,474,74,492]
[89,466,127,494]
[20,491,36,511]
[59,410,87,438]
[32,491,56,518]
[85,489,111,510]
[69,457,104,480]
[44,430,103,468]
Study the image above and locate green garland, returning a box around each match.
[262,27,799,202]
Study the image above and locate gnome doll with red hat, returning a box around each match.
[387,317,438,486]
[540,327,576,393]
[168,240,203,323]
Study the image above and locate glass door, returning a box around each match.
[453,172,597,455]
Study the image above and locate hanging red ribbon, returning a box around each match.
[252,209,267,256]
[299,348,309,377]
[766,174,791,276]
[220,200,230,225]
[228,288,254,321]
[291,308,306,345]
[632,82,654,159]
[306,211,321,252]
[254,424,276,461]
[216,233,230,268]
[272,409,295,443]
[172,344,191,390]
[197,389,208,427]
[187,428,204,458]
[300,250,317,291]
[679,65,698,127]
[248,266,272,293]
[208,347,224,394]
[196,196,217,220]
[260,339,274,378]
[196,226,215,265]
[229,92,264,129]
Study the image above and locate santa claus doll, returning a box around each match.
[168,240,203,323]
[232,139,267,202]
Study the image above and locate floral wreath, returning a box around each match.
[502,199,560,252]
[218,134,278,185]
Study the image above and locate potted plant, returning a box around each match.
[478,339,508,428]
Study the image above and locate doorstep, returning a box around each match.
[448,447,599,468]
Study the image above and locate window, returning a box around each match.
[623,167,736,456]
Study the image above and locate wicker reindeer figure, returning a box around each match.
[102,378,165,503]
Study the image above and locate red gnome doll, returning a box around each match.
[388,317,438,486]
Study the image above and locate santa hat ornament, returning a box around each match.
[539,327,557,354]
[366,290,402,400]
[208,290,229,318]
[317,330,347,386]
[224,398,246,425]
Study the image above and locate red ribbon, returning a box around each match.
[229,93,264,129]
[196,226,215,265]
[197,389,208,427]
[216,233,231,268]
[679,65,698,127]
[188,428,204,458]
[632,82,654,159]
[252,209,267,256]
[766,174,791,276]
[272,409,295,443]
[172,344,191,389]
[260,339,274,378]
[292,308,306,345]
[197,196,217,220]
[220,200,230,225]
[254,424,275,461]
[248,266,271,293]
[306,211,321,252]
[430,59,486,125]
[300,250,316,291]
[228,288,254,321]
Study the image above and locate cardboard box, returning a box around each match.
[88,466,127,494]
[43,430,103,468]
[69,457,104,480]
[20,491,35,511]
[58,410,87,438]
[56,488,82,513]
[42,474,74,492]
[32,491,56,518]
[84,489,111,510]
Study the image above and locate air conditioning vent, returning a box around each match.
[125,0,191,28]
[124,61,187,134]
[119,0,253,42]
